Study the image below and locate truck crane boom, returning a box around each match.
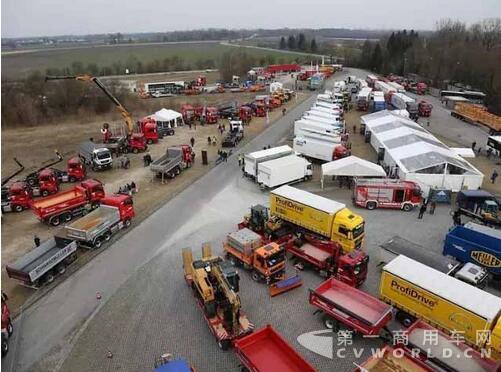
[45,75,134,136]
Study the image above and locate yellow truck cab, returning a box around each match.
[270,185,365,253]
[380,255,501,360]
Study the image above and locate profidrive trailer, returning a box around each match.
[380,255,501,356]
[243,145,294,180]
[257,155,312,189]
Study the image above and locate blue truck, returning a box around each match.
[444,222,501,277]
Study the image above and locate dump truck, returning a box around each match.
[30,179,105,226]
[6,236,78,287]
[391,93,419,119]
[379,235,489,288]
[150,145,193,183]
[444,222,501,277]
[310,277,393,336]
[257,155,312,189]
[269,185,365,253]
[233,325,315,372]
[354,346,433,372]
[65,195,134,249]
[223,228,286,283]
[353,178,422,211]
[243,145,294,180]
[452,102,501,135]
[182,245,253,350]
[402,320,499,372]
[380,255,501,357]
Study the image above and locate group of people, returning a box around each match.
[217,123,226,135]
[118,181,137,195]
[216,150,230,164]
[417,198,437,219]
[207,136,218,145]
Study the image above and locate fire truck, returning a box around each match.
[353,178,422,211]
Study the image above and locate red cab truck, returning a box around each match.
[30,179,105,226]
[205,107,219,124]
[239,106,252,124]
[418,100,433,117]
[234,325,315,372]
[353,178,422,211]
[2,181,34,212]
[309,277,393,336]
[138,118,160,144]
[1,292,13,357]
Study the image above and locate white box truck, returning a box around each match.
[294,120,342,138]
[257,155,312,189]
[244,145,294,179]
[308,107,343,118]
[293,134,347,162]
[301,114,344,128]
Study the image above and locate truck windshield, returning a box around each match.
[97,152,110,160]
[265,252,285,267]
[352,223,365,239]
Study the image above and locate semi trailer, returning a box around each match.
[257,155,312,189]
[243,145,294,179]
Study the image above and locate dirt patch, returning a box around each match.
[1,91,310,312]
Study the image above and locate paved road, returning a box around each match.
[1,74,327,372]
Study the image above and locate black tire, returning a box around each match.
[366,201,377,210]
[42,190,50,197]
[2,335,8,357]
[396,310,415,328]
[104,231,112,241]
[69,176,76,183]
[62,213,72,222]
[147,139,153,145]
[218,339,231,351]
[45,271,55,284]
[56,263,66,275]
[93,238,102,249]
[27,178,36,187]
[323,315,336,330]
[50,216,61,226]
[14,205,23,213]
[7,320,13,337]
[91,202,99,209]
[251,271,260,282]
[402,204,412,212]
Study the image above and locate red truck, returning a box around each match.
[353,178,422,211]
[234,325,315,372]
[418,100,433,117]
[181,104,195,123]
[309,277,393,336]
[298,70,316,81]
[2,181,33,212]
[138,118,160,144]
[239,106,252,124]
[1,292,13,357]
[30,179,105,226]
[409,82,427,95]
[265,64,301,75]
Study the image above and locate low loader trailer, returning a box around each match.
[234,325,315,372]
[150,145,193,183]
[182,245,254,350]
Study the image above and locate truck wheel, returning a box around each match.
[229,256,239,267]
[14,205,23,213]
[93,238,102,249]
[396,311,415,328]
[104,231,112,241]
[42,190,49,197]
[402,204,412,212]
[45,272,55,284]
[323,315,336,330]
[69,176,76,183]
[147,139,153,145]
[56,263,67,275]
[2,335,8,357]
[366,201,377,210]
[251,272,261,282]
[124,219,131,228]
[27,178,36,187]
[7,320,13,337]
[62,213,72,222]
[50,216,61,226]
[218,340,231,351]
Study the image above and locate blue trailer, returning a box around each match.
[443,222,501,275]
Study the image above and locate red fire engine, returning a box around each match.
[353,178,422,211]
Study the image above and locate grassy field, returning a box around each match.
[1,42,307,80]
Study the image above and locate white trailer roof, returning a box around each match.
[245,145,292,160]
[393,92,415,103]
[272,185,345,215]
[384,255,501,320]
[259,154,309,171]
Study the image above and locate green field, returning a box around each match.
[1,42,308,80]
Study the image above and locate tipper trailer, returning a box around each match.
[243,145,294,179]
[30,179,105,226]
[269,185,365,253]
[233,325,315,372]
[380,255,501,357]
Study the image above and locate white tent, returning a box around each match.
[321,156,386,188]
[149,108,184,127]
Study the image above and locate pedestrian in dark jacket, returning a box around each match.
[418,203,427,219]
[429,201,436,215]
[34,235,41,247]
[190,137,195,148]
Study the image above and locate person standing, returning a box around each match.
[471,141,477,151]
[418,203,427,219]
[427,120,430,127]
[429,201,436,215]
[34,235,41,247]
[190,137,195,148]
[491,170,499,184]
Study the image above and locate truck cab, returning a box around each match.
[66,157,86,181]
[250,243,285,283]
[37,169,59,196]
[128,133,148,153]
[5,182,32,212]
[100,194,135,225]
[239,106,252,124]
[333,145,349,160]
[139,119,159,144]
[205,107,219,124]
[93,148,112,170]
[81,179,106,203]
[331,209,365,252]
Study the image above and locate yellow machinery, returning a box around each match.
[45,75,135,136]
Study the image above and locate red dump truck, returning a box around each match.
[309,277,393,336]
[30,179,105,226]
[234,325,315,372]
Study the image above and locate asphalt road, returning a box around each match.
[4,68,499,372]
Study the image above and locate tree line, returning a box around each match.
[279,33,318,53]
[355,19,501,114]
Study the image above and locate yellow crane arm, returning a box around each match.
[45,75,134,135]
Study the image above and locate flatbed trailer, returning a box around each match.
[183,268,254,350]
[233,325,315,372]
[309,277,392,336]
[5,237,77,287]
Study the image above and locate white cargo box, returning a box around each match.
[244,145,293,178]
[257,155,311,188]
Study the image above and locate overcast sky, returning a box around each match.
[2,0,501,38]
